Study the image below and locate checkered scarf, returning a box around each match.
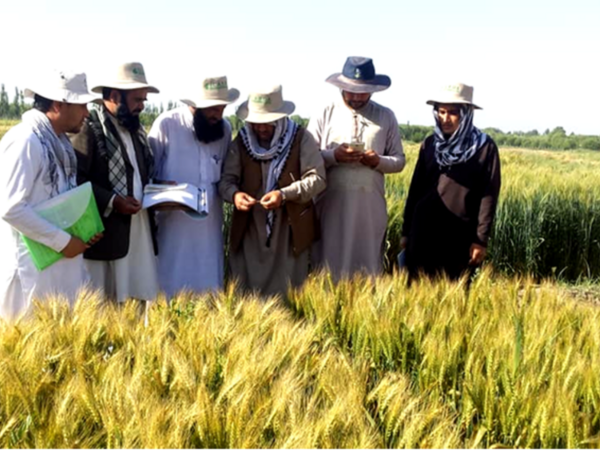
[88,106,153,196]
[239,118,298,246]
[22,109,77,197]
[433,105,488,168]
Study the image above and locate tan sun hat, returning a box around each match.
[24,70,100,104]
[426,82,482,109]
[91,62,159,94]
[180,76,240,109]
[236,85,295,124]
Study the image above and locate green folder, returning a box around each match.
[21,182,104,271]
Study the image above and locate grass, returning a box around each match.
[0,119,16,140]
[1,273,600,448]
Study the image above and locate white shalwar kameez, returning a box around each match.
[308,100,406,280]
[149,107,230,298]
[0,122,88,320]
[85,118,159,303]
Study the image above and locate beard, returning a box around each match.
[193,109,225,143]
[116,92,141,132]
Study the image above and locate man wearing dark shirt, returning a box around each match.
[401,83,501,281]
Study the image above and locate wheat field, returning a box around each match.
[2,119,600,447]
[1,273,600,448]
[0,119,15,140]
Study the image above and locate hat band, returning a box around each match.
[202,89,230,100]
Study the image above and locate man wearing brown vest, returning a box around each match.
[219,85,326,297]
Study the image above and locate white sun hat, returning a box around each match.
[91,62,159,94]
[180,76,240,109]
[24,70,99,104]
[426,82,482,109]
[236,85,295,124]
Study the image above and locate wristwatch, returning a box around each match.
[279,189,287,205]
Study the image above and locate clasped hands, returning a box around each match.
[334,143,380,168]
[234,190,283,212]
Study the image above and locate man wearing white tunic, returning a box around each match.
[219,86,326,297]
[148,76,239,297]
[0,71,101,320]
[71,62,159,303]
[308,57,405,280]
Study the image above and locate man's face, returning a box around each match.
[58,102,89,133]
[250,122,276,144]
[108,88,148,131]
[200,105,226,125]
[436,104,461,135]
[122,88,149,116]
[342,91,371,111]
[192,106,226,143]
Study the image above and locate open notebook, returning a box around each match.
[142,183,209,220]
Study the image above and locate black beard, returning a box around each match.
[116,102,141,132]
[193,109,225,143]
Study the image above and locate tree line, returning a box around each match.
[0,84,27,119]
[2,85,598,151]
[400,124,600,151]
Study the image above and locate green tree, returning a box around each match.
[11,87,21,118]
[290,115,309,128]
[0,84,9,118]
[20,89,25,111]
[227,115,244,137]
[580,137,600,151]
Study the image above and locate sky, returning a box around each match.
[0,0,598,135]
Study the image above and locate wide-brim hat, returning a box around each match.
[236,85,295,124]
[326,56,391,94]
[91,62,159,94]
[180,76,240,109]
[24,70,100,104]
[426,82,482,109]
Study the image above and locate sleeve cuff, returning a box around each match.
[375,156,390,172]
[280,185,299,203]
[225,187,239,204]
[474,235,488,247]
[51,230,73,253]
[321,149,338,167]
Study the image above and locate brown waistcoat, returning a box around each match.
[229,127,318,257]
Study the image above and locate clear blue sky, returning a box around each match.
[1,0,598,134]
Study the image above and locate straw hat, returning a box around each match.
[326,56,391,94]
[236,85,295,124]
[426,82,482,109]
[24,70,99,104]
[91,62,159,94]
[180,76,240,109]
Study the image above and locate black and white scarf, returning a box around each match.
[239,118,298,245]
[433,105,488,168]
[88,106,153,196]
[22,109,77,197]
